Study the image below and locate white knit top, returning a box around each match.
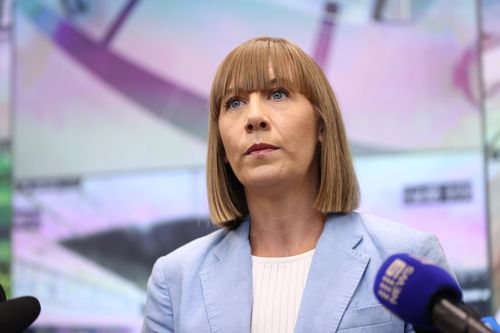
[251,249,315,333]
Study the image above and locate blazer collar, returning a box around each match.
[200,213,369,333]
[294,213,370,333]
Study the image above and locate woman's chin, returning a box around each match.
[240,172,288,190]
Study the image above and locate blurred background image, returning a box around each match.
[0,0,499,331]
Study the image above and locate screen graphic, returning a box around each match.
[11,0,495,330]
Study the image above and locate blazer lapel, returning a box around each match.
[200,221,253,333]
[294,214,370,333]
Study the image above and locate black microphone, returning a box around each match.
[0,284,41,332]
[373,253,493,333]
[0,283,5,302]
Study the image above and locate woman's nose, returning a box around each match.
[245,120,268,132]
[245,95,269,133]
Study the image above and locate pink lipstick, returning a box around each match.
[245,143,279,156]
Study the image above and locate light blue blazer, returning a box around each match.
[142,212,451,332]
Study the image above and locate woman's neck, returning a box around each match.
[246,185,326,257]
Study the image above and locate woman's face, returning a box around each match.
[218,79,321,191]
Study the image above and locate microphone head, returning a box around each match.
[0,296,41,331]
[0,283,6,302]
[373,253,462,329]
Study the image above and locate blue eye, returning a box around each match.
[225,98,242,110]
[230,100,241,108]
[270,89,288,101]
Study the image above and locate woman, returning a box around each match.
[142,37,451,333]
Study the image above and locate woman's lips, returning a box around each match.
[245,143,279,155]
[248,148,277,156]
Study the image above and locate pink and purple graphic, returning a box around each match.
[11,0,495,330]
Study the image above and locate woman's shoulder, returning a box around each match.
[351,212,431,241]
[345,212,449,267]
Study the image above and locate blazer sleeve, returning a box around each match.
[411,232,455,278]
[142,257,174,333]
[404,232,457,333]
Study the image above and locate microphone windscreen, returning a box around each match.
[0,284,5,302]
[373,253,462,329]
[0,296,41,332]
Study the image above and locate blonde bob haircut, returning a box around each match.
[207,36,359,229]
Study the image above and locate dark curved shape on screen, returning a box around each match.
[18,0,208,139]
[60,217,218,288]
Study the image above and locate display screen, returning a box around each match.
[12,0,494,330]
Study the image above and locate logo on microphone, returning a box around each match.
[377,259,415,305]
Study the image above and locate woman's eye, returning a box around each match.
[230,100,241,108]
[225,98,242,110]
[270,89,288,101]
